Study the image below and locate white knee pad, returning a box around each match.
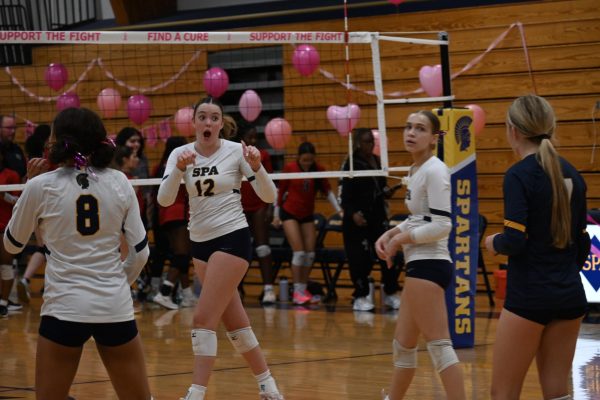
[427,339,459,373]
[0,264,14,280]
[393,339,417,369]
[191,328,217,357]
[292,251,305,266]
[303,251,315,267]
[227,327,259,354]
[255,245,271,258]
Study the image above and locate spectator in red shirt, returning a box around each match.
[0,147,22,317]
[149,136,195,310]
[273,142,341,305]
[239,126,277,305]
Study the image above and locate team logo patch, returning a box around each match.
[454,116,472,152]
[583,235,600,291]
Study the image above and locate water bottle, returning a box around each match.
[367,276,375,304]
[279,277,289,302]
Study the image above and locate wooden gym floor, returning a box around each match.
[1,288,599,399]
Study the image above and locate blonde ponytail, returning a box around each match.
[537,139,571,248]
[508,94,570,248]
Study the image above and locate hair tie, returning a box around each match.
[73,152,87,169]
[537,134,551,140]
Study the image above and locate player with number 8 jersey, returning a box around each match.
[3,108,152,399]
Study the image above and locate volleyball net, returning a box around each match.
[0,29,452,190]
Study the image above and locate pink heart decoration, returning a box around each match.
[327,104,361,137]
[418,64,443,97]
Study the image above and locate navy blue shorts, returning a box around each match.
[39,315,138,347]
[405,259,453,290]
[191,227,253,263]
[280,208,313,224]
[504,305,587,326]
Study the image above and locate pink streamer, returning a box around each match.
[319,22,535,98]
[3,50,202,103]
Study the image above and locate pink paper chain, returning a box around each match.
[318,22,535,98]
[3,49,202,102]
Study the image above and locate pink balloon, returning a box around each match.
[203,67,229,98]
[418,64,443,97]
[327,104,361,137]
[465,104,486,135]
[239,90,262,122]
[56,92,80,111]
[127,94,152,125]
[265,118,292,150]
[45,63,68,91]
[292,44,320,77]
[96,88,121,118]
[372,129,381,156]
[174,107,195,136]
[388,0,405,4]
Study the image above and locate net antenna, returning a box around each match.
[0,29,452,192]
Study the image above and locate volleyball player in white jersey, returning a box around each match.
[157,96,284,400]
[375,110,466,400]
[3,108,152,400]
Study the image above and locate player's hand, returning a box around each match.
[242,140,261,172]
[485,233,499,255]
[383,237,399,269]
[271,216,282,229]
[176,150,196,172]
[353,211,367,227]
[27,158,49,180]
[375,232,390,260]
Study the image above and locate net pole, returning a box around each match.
[439,31,453,109]
[343,0,354,177]
[370,33,389,172]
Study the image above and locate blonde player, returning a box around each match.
[375,110,466,400]
[158,96,284,400]
[3,108,152,400]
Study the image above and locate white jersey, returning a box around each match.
[3,167,148,323]
[399,156,452,263]
[158,139,276,242]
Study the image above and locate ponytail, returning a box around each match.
[538,139,571,248]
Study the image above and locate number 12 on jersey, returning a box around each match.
[194,179,215,197]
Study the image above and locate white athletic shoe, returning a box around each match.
[352,296,375,312]
[153,293,179,310]
[7,300,23,311]
[383,293,401,310]
[381,388,390,399]
[259,392,284,400]
[262,289,276,305]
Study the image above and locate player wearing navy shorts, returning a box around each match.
[3,108,152,399]
[158,96,284,400]
[376,110,466,400]
[485,95,588,400]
